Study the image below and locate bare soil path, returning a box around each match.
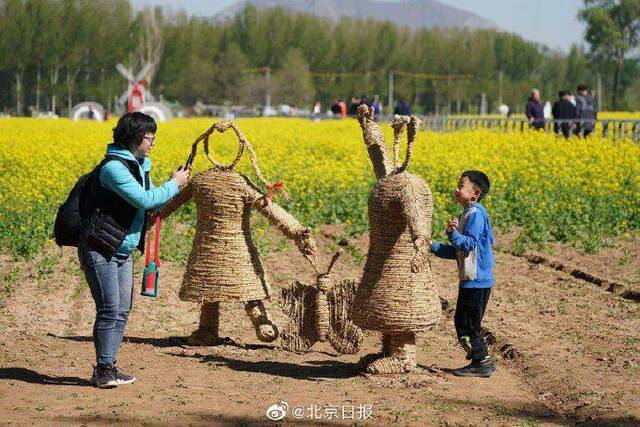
[0,227,638,426]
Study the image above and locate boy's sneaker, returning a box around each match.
[112,365,136,385]
[90,364,118,388]
[452,355,496,378]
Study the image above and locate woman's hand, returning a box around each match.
[171,166,190,187]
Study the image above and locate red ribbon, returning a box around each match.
[145,216,161,267]
[265,181,285,201]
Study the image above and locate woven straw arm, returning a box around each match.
[401,181,433,273]
[157,180,194,219]
[244,178,316,256]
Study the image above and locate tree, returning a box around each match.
[579,0,640,109]
[134,6,164,85]
[273,49,315,107]
[0,0,37,115]
[42,0,65,114]
[63,1,95,112]
[213,43,249,104]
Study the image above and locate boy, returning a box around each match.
[431,170,496,377]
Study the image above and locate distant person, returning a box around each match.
[87,106,95,120]
[551,90,576,139]
[312,101,321,115]
[525,89,545,130]
[372,94,383,119]
[574,85,597,137]
[348,97,360,116]
[330,99,341,116]
[338,99,347,118]
[394,98,411,116]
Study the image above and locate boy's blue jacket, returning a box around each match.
[431,203,495,288]
[99,144,179,256]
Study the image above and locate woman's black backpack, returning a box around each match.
[54,155,126,247]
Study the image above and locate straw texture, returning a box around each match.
[353,105,440,335]
[159,121,315,304]
[279,252,363,354]
[364,332,417,374]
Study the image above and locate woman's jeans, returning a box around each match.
[78,243,133,366]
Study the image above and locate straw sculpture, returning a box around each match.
[159,120,316,346]
[279,250,363,354]
[353,104,440,374]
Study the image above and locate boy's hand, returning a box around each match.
[446,218,459,233]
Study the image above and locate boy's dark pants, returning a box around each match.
[454,288,492,362]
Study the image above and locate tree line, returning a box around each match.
[1,0,639,116]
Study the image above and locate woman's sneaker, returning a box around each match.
[112,365,136,385]
[90,364,118,388]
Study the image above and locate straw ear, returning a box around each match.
[408,115,421,143]
[357,104,374,131]
[391,115,410,169]
[394,114,421,173]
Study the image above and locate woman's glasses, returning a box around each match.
[143,135,156,145]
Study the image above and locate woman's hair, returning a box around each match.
[112,112,157,150]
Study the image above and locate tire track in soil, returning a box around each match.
[497,247,640,303]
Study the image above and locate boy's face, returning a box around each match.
[454,176,481,206]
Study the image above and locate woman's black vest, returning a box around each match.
[84,155,150,259]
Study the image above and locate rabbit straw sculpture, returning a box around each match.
[353,105,441,374]
[159,121,316,346]
[279,250,363,354]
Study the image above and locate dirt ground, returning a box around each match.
[0,225,639,426]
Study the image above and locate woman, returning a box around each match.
[78,112,190,388]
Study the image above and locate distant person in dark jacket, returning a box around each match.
[574,85,597,137]
[394,98,411,116]
[525,89,545,130]
[348,97,360,116]
[551,90,576,138]
[330,99,341,116]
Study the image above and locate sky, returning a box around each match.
[133,0,586,52]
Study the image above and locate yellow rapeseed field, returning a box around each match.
[0,117,638,257]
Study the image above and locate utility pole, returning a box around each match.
[597,74,603,112]
[265,67,272,110]
[498,70,503,106]
[388,70,394,113]
[480,93,487,115]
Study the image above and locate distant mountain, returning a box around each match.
[213,0,497,30]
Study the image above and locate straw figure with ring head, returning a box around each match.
[158,120,317,346]
[279,249,363,354]
[353,104,440,375]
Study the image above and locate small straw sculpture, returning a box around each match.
[353,105,440,374]
[279,250,363,354]
[159,120,316,345]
